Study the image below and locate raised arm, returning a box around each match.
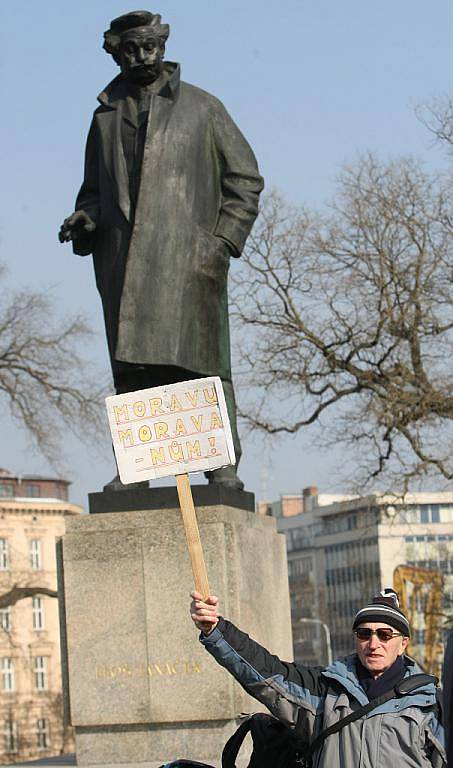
[190,591,324,732]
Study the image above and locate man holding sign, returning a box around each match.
[59,10,264,491]
[190,589,446,767]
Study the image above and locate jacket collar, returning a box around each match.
[97,61,181,109]
[322,653,436,705]
[322,654,369,705]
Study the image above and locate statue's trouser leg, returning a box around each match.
[220,379,242,468]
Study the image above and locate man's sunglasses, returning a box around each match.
[354,628,403,642]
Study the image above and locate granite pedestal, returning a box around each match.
[57,486,293,767]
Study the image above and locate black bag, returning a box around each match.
[158,715,306,768]
[222,713,306,768]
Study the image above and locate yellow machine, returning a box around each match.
[393,565,444,676]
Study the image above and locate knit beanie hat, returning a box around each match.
[352,588,410,637]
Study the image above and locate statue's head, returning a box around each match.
[103,10,170,85]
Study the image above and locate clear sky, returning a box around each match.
[1,1,452,508]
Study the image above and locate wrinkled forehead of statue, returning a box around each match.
[120,27,161,47]
[103,10,170,63]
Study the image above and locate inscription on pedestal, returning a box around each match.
[95,659,202,680]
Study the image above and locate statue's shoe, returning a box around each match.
[205,466,244,491]
[103,474,149,492]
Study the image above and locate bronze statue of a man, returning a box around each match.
[59,10,263,490]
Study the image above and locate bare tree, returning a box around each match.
[232,155,453,492]
[0,585,57,609]
[0,272,108,466]
[418,95,453,152]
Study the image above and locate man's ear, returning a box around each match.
[399,636,409,655]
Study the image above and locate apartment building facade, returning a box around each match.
[0,469,82,764]
[264,487,453,671]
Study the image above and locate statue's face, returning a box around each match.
[119,28,165,85]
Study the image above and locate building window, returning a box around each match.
[0,539,9,570]
[0,607,11,632]
[54,484,68,501]
[36,718,49,749]
[30,539,42,570]
[34,656,48,691]
[26,484,41,498]
[0,484,14,498]
[419,504,441,524]
[32,597,44,631]
[414,628,427,645]
[4,720,17,753]
[1,658,15,692]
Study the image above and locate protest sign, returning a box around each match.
[106,377,235,485]
[105,377,236,598]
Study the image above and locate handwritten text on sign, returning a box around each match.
[106,377,235,483]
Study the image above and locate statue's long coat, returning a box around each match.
[74,62,264,381]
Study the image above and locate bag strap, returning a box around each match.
[221,715,258,768]
[222,713,292,768]
[304,673,438,760]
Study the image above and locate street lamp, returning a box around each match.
[299,617,333,665]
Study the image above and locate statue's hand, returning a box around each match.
[58,211,96,243]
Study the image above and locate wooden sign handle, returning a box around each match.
[176,473,210,600]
